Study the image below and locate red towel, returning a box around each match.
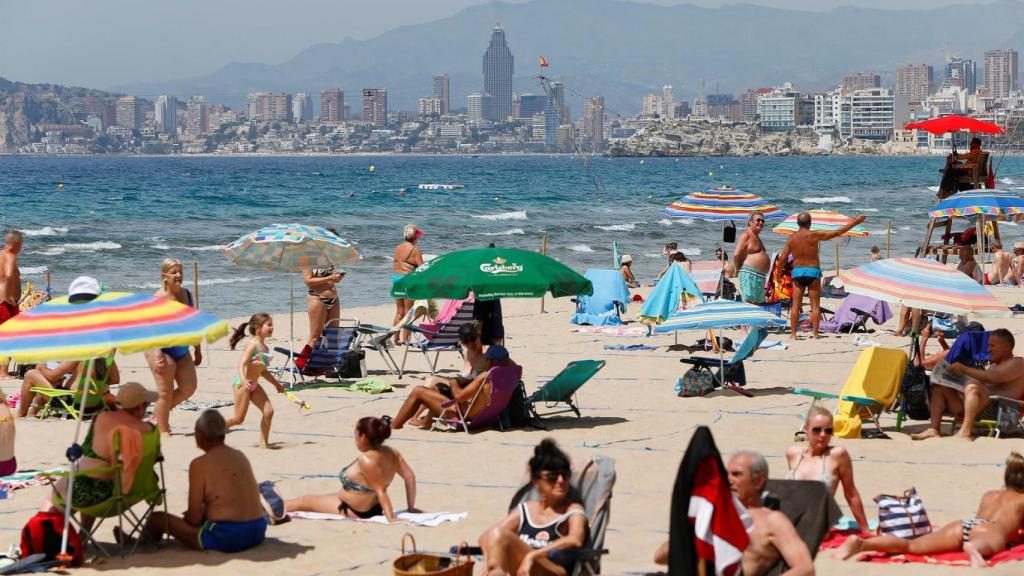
[820,529,1024,566]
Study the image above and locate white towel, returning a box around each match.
[288,510,467,527]
[758,340,789,350]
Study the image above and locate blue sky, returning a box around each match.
[0,0,994,88]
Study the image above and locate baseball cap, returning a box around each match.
[484,345,510,361]
[415,229,424,238]
[68,276,101,303]
[116,382,159,409]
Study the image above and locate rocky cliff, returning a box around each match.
[0,78,115,152]
[606,118,920,157]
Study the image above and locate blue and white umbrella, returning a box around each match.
[654,300,787,333]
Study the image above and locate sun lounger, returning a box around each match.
[794,346,907,438]
[274,318,363,384]
[819,294,891,334]
[527,360,605,422]
[678,327,768,398]
[571,270,630,326]
[400,299,476,379]
[432,364,523,432]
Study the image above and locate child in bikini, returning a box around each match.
[227,313,284,448]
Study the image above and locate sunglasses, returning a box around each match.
[810,426,834,435]
[537,470,570,483]
[753,218,765,223]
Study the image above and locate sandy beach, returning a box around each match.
[3,285,1024,575]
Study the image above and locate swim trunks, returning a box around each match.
[738,265,767,304]
[792,267,822,289]
[0,302,18,325]
[198,517,268,553]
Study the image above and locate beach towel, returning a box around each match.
[639,265,702,325]
[288,510,466,527]
[348,378,394,394]
[112,425,143,492]
[172,399,233,411]
[819,530,1024,566]
[819,294,892,334]
[0,468,63,491]
[571,269,630,326]
[946,330,990,367]
[765,253,793,304]
[602,344,659,351]
[758,340,789,351]
[574,326,649,336]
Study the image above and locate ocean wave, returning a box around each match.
[182,245,225,252]
[853,208,880,212]
[567,245,594,253]
[151,243,170,250]
[595,223,637,231]
[39,241,121,255]
[645,253,663,259]
[680,248,702,256]
[128,276,271,290]
[20,266,48,275]
[1001,177,1016,185]
[898,225,912,231]
[472,210,528,221]
[659,217,693,226]
[22,226,69,237]
[483,228,525,236]
[801,196,852,204]
[865,229,893,236]
[927,186,940,193]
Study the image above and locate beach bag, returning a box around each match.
[393,533,473,576]
[20,510,83,567]
[329,350,365,379]
[875,488,932,539]
[901,347,931,421]
[676,368,714,397]
[500,381,530,429]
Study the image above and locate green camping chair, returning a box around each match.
[31,388,107,420]
[527,360,606,422]
[53,427,167,557]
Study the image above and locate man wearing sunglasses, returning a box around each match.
[733,212,770,305]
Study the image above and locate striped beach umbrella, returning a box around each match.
[0,291,229,363]
[664,187,787,221]
[223,223,361,272]
[840,258,1010,317]
[654,300,787,333]
[771,210,869,237]
[928,189,1024,222]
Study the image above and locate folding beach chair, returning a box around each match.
[527,360,605,422]
[31,356,115,420]
[432,364,522,433]
[818,294,891,334]
[274,318,363,384]
[355,304,430,376]
[571,270,630,326]
[793,346,907,438]
[53,427,167,557]
[453,454,615,576]
[678,327,768,398]
[400,299,476,379]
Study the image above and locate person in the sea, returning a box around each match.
[479,438,587,576]
[144,258,202,436]
[143,410,268,553]
[834,451,1024,568]
[733,212,769,305]
[0,388,15,477]
[226,313,285,448]
[392,224,424,346]
[869,245,881,262]
[619,254,639,288]
[279,416,418,522]
[0,230,23,380]
[785,405,869,532]
[390,345,519,429]
[911,328,1024,441]
[779,211,867,339]
[49,382,156,530]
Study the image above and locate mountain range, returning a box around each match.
[112,0,1024,116]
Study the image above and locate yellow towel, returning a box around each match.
[833,347,907,439]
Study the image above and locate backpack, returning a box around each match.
[901,345,931,421]
[500,381,531,429]
[20,511,83,567]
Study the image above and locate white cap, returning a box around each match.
[620,254,633,264]
[68,276,101,303]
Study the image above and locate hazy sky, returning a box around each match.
[0,0,997,89]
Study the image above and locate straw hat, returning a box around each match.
[621,254,633,264]
[116,382,159,409]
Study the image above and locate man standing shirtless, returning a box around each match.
[0,230,23,379]
[733,212,769,304]
[779,212,866,339]
[991,240,1013,284]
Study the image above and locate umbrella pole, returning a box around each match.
[289,274,296,388]
[60,357,95,557]
[835,242,840,277]
[978,215,985,281]
[886,220,892,258]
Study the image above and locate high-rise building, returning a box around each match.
[583,96,605,153]
[246,92,292,122]
[895,64,934,102]
[661,85,675,119]
[482,24,514,121]
[944,57,977,93]
[320,88,344,122]
[757,83,804,131]
[186,96,207,135]
[984,49,1019,98]
[467,92,494,122]
[362,88,388,126]
[842,72,881,92]
[154,95,177,134]
[642,93,664,117]
[206,105,235,132]
[706,94,741,121]
[692,95,707,118]
[292,93,313,123]
[741,88,773,122]
[115,96,141,130]
[518,94,548,119]
[418,97,443,117]
[816,87,902,142]
[432,74,450,115]
[551,81,567,122]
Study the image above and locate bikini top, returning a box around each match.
[517,502,585,550]
[394,243,421,265]
[787,448,838,493]
[338,458,374,494]
[311,267,335,278]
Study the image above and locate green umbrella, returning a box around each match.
[391,247,593,300]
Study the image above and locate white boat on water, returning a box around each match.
[417,183,465,190]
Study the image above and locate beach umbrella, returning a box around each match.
[904,115,1004,136]
[639,265,703,325]
[928,189,1024,279]
[840,258,1010,318]
[653,300,788,333]
[0,291,228,558]
[223,223,362,379]
[772,209,868,276]
[390,247,591,301]
[663,187,787,221]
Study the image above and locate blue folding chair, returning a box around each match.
[274,318,363,384]
[400,300,476,379]
[679,327,768,397]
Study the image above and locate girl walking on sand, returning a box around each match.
[228,313,284,448]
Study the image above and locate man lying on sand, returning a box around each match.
[834,451,1024,568]
[142,410,267,552]
[654,451,814,576]
[912,328,1024,441]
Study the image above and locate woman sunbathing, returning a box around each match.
[834,451,1024,568]
[479,438,587,576]
[282,416,417,522]
[786,405,870,532]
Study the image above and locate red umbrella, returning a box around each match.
[904,114,1004,135]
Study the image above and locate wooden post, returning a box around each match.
[192,261,200,308]
[540,236,548,313]
[886,220,892,258]
[835,242,840,277]
[44,270,52,298]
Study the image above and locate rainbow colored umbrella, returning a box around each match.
[928,189,1024,222]
[223,223,360,271]
[771,210,869,237]
[654,300,786,332]
[840,258,1009,317]
[664,187,787,221]
[0,291,228,363]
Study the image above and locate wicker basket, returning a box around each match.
[393,534,474,576]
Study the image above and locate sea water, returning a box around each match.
[2,154,1022,318]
